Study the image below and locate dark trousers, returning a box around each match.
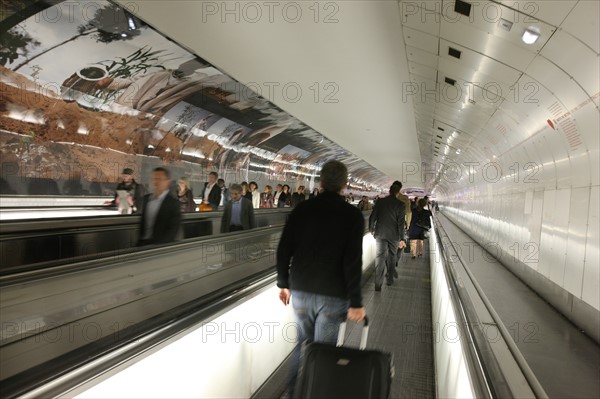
[375,238,398,286]
[228,224,244,232]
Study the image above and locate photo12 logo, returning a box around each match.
[201,2,340,24]
[402,81,540,106]
[401,1,540,24]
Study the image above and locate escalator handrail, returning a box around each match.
[0,224,283,285]
[9,272,278,399]
[433,213,548,398]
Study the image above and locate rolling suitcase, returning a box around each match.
[293,316,393,399]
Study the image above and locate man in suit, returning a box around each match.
[200,171,221,211]
[137,167,181,246]
[277,160,365,396]
[220,184,256,233]
[392,180,412,254]
[369,183,407,290]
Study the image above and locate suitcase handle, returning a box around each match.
[336,316,369,350]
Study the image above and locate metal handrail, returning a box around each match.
[433,213,548,398]
[14,272,278,399]
[0,224,282,285]
[433,219,495,399]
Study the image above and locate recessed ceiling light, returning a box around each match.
[522,29,540,44]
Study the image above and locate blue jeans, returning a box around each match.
[375,238,398,286]
[288,290,349,395]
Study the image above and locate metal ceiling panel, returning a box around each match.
[439,39,522,85]
[442,1,555,53]
[440,19,537,71]
[400,3,441,37]
[409,62,439,81]
[495,0,578,27]
[403,26,440,55]
[525,56,591,110]
[560,0,600,53]
[540,30,600,100]
[406,45,440,68]
[437,57,516,100]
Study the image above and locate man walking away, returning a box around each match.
[276,160,366,396]
[369,183,407,290]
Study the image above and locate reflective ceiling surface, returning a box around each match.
[118,0,599,193]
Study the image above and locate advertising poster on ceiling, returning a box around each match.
[0,0,388,197]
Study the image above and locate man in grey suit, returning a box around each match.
[368,183,407,291]
[220,184,257,233]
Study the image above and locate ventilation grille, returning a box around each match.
[454,0,472,17]
[448,47,462,59]
[444,77,456,86]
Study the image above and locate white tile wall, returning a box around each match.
[582,186,600,309]
[563,187,591,296]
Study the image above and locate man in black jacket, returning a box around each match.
[200,171,221,211]
[137,167,181,246]
[277,160,365,394]
[369,183,407,290]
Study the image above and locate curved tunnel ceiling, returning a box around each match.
[1,0,402,195]
[1,0,598,197]
[117,0,599,197]
[113,0,423,188]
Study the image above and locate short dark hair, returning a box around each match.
[389,184,400,196]
[209,171,218,178]
[230,183,242,193]
[392,180,403,189]
[320,160,348,192]
[217,178,225,184]
[153,167,170,179]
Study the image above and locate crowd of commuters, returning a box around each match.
[106,167,435,268]
[105,162,435,397]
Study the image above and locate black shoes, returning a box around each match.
[386,280,393,286]
[375,284,382,292]
[393,269,399,279]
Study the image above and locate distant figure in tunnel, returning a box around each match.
[220,184,256,233]
[276,160,365,396]
[407,198,432,259]
[137,167,181,246]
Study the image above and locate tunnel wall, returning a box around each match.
[436,98,599,343]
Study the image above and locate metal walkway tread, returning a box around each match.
[253,244,435,399]
[436,212,600,399]
[356,247,436,399]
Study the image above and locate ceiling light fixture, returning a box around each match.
[522,29,540,44]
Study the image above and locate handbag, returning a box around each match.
[415,214,431,231]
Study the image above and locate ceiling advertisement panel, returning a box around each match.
[0,0,391,197]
